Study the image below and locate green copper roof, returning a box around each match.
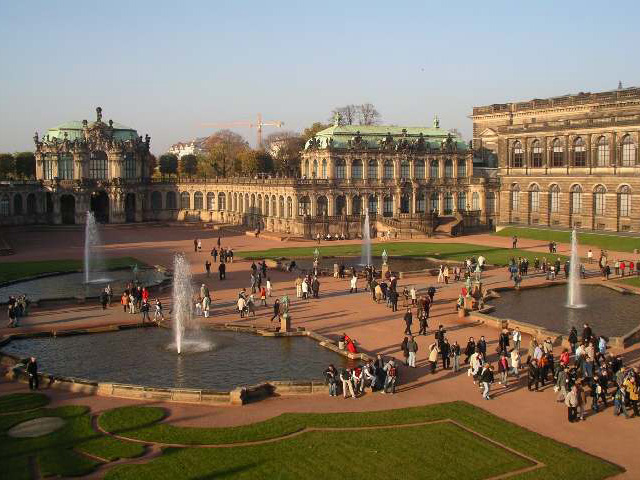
[45,120,138,142]
[305,124,468,151]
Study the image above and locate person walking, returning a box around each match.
[105,284,112,306]
[340,368,356,399]
[512,235,518,249]
[498,353,509,387]
[403,307,412,335]
[566,385,579,422]
[270,298,280,323]
[512,327,521,352]
[451,341,461,372]
[350,275,358,293]
[400,337,409,366]
[428,342,439,374]
[140,300,151,323]
[383,359,397,394]
[464,337,476,364]
[480,364,494,400]
[153,298,164,322]
[121,292,129,313]
[218,262,226,280]
[407,335,418,368]
[205,260,211,277]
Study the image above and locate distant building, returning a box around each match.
[168,138,207,158]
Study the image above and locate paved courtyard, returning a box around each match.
[2,224,640,478]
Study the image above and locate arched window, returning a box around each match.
[90,151,108,179]
[512,141,523,167]
[552,139,563,167]
[574,138,586,167]
[597,137,609,167]
[444,193,453,214]
[180,191,190,210]
[279,196,285,217]
[217,192,226,211]
[430,192,439,213]
[59,153,73,180]
[549,184,560,213]
[510,184,520,212]
[207,192,215,210]
[383,160,393,179]
[400,160,410,179]
[27,193,36,215]
[335,159,345,179]
[619,185,631,217]
[335,195,346,215]
[312,159,318,178]
[457,192,466,211]
[368,195,378,214]
[400,194,410,214]
[321,159,327,178]
[264,195,270,216]
[166,191,177,209]
[352,195,362,215]
[594,185,606,216]
[457,159,466,178]
[43,154,54,180]
[485,192,495,214]
[287,197,293,217]
[570,185,582,214]
[298,196,310,216]
[271,195,276,216]
[193,191,203,210]
[317,196,328,216]
[529,184,540,213]
[0,195,9,216]
[151,191,162,210]
[531,140,542,168]
[124,153,136,179]
[444,159,453,178]
[352,159,363,179]
[416,192,425,213]
[13,194,23,215]
[430,160,439,178]
[303,160,309,177]
[622,135,636,167]
[368,160,378,179]
[472,192,480,211]
[383,195,393,217]
[415,159,425,179]
[256,195,262,214]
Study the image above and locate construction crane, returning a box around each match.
[201,113,284,148]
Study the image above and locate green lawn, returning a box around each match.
[0,396,144,480]
[237,242,565,267]
[616,276,640,288]
[495,226,640,253]
[0,257,146,283]
[0,392,49,413]
[101,401,622,480]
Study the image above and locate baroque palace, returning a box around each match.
[2,85,639,237]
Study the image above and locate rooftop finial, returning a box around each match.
[433,114,440,129]
[96,106,102,122]
[618,80,623,90]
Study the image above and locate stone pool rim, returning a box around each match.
[0,322,373,406]
[469,280,640,349]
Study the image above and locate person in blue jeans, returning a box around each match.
[613,386,630,418]
[383,359,397,394]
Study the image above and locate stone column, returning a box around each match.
[310,194,317,217]
[439,158,444,178]
[438,192,444,215]
[327,195,334,216]
[35,153,43,179]
[346,159,352,181]
[410,189,415,215]
[346,195,352,215]
[135,192,143,222]
[378,159,384,180]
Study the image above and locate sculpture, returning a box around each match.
[333,112,341,126]
[96,107,102,123]
[433,115,440,129]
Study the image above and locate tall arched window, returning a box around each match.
[444,193,453,214]
[352,159,363,179]
[151,191,162,210]
[593,185,606,216]
[13,194,23,215]
[383,160,393,179]
[597,137,609,167]
[321,159,327,178]
[335,159,345,179]
[512,141,523,167]
[304,160,309,177]
[352,195,362,215]
[531,140,542,167]
[400,194,410,214]
[416,192,425,213]
[0,195,9,216]
[207,192,215,210]
[472,192,480,210]
[415,159,425,179]
[278,196,285,217]
[287,197,293,217]
[368,195,377,214]
[485,192,495,214]
[43,154,54,180]
[180,192,190,210]
[430,160,439,178]
[430,192,439,213]
[217,192,226,211]
[90,151,108,179]
[383,195,393,217]
[166,192,177,209]
[622,135,636,167]
[335,195,346,215]
[368,160,378,179]
[298,196,310,216]
[552,139,563,167]
[573,138,586,167]
[317,196,328,216]
[619,186,631,217]
[570,185,582,214]
[549,184,560,213]
[444,159,453,178]
[529,184,540,213]
[59,153,73,180]
[457,192,466,211]
[193,191,203,210]
[510,185,520,212]
[400,160,410,178]
[124,153,136,179]
[265,195,270,216]
[312,159,318,178]
[457,159,466,178]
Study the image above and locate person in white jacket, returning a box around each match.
[512,327,522,352]
[350,275,358,293]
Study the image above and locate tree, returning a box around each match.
[330,104,381,126]
[237,149,273,176]
[302,122,329,142]
[358,103,381,125]
[202,130,249,177]
[147,153,157,177]
[179,154,198,177]
[159,153,178,176]
[0,153,15,179]
[14,152,35,178]
[330,105,358,125]
[264,132,305,176]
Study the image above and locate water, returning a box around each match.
[361,209,372,266]
[1,329,352,391]
[171,253,210,354]
[84,212,110,284]
[567,229,585,308]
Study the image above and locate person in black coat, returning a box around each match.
[441,339,451,369]
[498,329,510,354]
[477,336,487,357]
[26,357,38,390]
[403,308,412,335]
[219,262,226,280]
[464,337,476,364]
[582,323,592,343]
[568,326,578,353]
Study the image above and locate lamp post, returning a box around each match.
[382,249,388,265]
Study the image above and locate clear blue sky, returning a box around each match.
[1,0,639,155]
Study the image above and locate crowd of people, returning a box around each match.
[6,294,29,328]
[324,353,399,398]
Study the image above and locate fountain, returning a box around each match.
[361,208,372,266]
[566,229,585,308]
[170,253,211,354]
[84,211,110,284]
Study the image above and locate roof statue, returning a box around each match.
[433,115,440,129]
[96,107,103,123]
[333,111,341,127]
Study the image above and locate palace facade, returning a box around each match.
[473,86,640,232]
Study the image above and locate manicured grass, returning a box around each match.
[617,276,640,288]
[495,226,640,253]
[0,401,144,479]
[237,242,565,266]
[0,257,146,283]
[0,392,49,413]
[101,402,622,480]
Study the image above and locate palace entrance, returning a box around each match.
[90,191,109,223]
[60,195,76,225]
[125,193,136,222]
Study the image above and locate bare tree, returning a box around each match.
[358,103,381,125]
[330,105,358,125]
